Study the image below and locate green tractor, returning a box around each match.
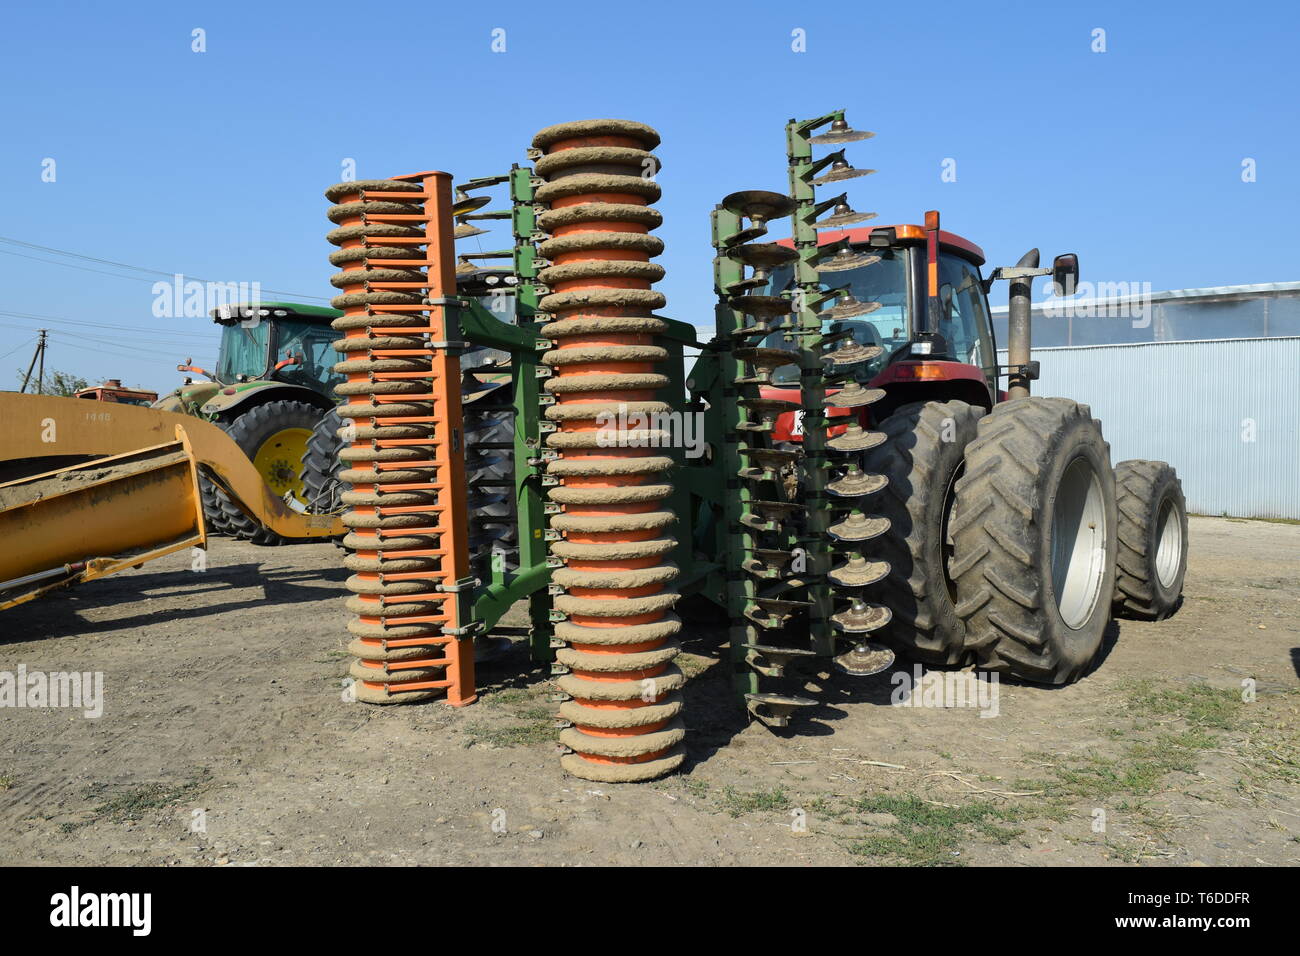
[156,301,343,544]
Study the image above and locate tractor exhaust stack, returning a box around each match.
[1006,247,1040,400]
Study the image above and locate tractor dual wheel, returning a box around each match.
[860,399,984,665]
[951,397,1117,684]
[215,400,326,546]
[1113,459,1188,620]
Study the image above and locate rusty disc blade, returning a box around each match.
[833,641,895,676]
[721,189,796,222]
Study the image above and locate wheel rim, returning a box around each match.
[1154,495,1183,588]
[941,464,963,604]
[253,427,314,504]
[1050,456,1108,630]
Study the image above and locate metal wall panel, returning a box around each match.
[996,337,1300,518]
[990,282,1300,348]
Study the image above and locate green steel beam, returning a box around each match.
[461,298,552,651]
[508,163,556,663]
[787,112,843,657]
[712,206,762,702]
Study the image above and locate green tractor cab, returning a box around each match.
[156,302,343,415]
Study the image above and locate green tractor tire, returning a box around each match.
[299,408,346,520]
[212,399,327,546]
[198,471,237,537]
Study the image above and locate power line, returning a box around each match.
[0,327,217,363]
[0,248,182,285]
[0,336,36,362]
[45,331,212,362]
[0,235,332,302]
[0,309,222,339]
[0,237,165,275]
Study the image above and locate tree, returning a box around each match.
[13,368,90,396]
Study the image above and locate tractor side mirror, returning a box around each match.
[1052,253,1079,297]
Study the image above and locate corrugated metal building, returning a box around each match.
[995,337,1300,519]
[990,280,1300,347]
[987,282,1300,518]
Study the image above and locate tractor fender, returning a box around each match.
[155,381,221,416]
[199,381,334,419]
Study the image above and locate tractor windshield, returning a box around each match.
[216,322,271,383]
[274,320,345,393]
[761,245,910,384]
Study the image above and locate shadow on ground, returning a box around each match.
[1,563,349,642]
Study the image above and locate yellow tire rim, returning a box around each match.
[253,427,313,504]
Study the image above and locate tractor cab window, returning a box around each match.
[761,245,910,384]
[936,254,997,384]
[216,321,270,383]
[274,320,345,393]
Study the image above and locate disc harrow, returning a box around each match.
[712,186,833,725]
[713,112,897,722]
[283,106,1187,784]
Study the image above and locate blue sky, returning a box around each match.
[1,0,1296,392]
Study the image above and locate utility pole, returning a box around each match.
[19,330,47,394]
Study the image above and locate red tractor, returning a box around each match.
[758,213,1188,682]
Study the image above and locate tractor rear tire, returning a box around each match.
[199,417,247,538]
[1112,460,1187,620]
[300,408,346,518]
[199,473,236,537]
[860,399,985,665]
[951,397,1117,684]
[216,400,325,546]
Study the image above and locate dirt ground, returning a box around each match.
[1,516,1296,867]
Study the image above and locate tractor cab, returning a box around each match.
[211,302,345,393]
[156,301,346,422]
[762,224,1000,430]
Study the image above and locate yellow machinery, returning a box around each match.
[0,392,342,610]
